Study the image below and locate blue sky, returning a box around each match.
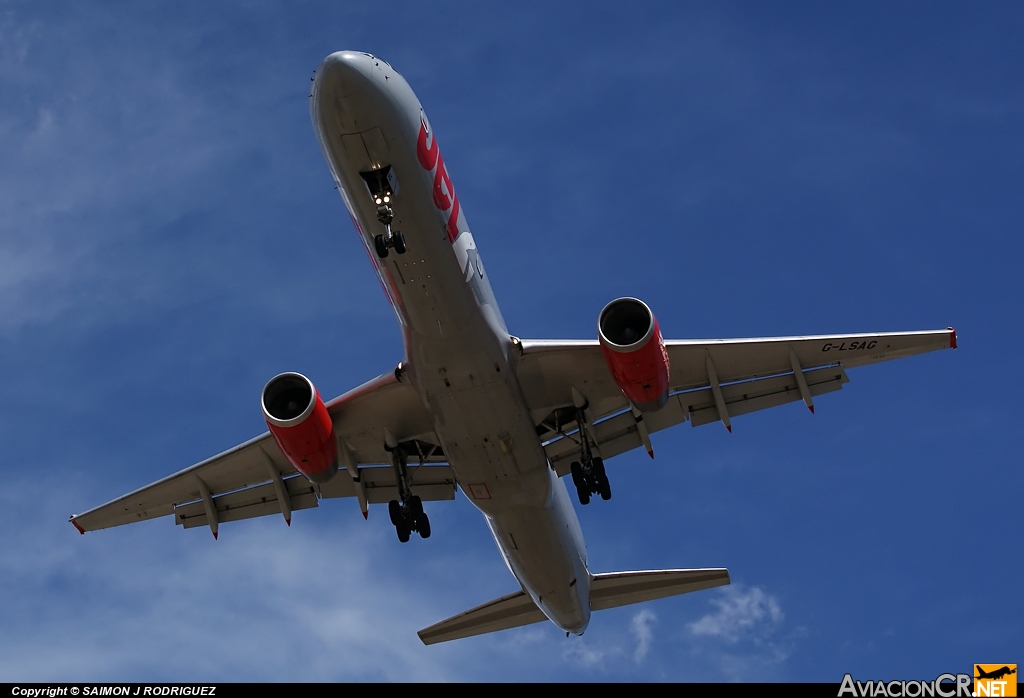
[1,1,1020,682]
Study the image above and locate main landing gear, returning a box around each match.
[373,204,406,259]
[568,404,611,506]
[386,442,430,543]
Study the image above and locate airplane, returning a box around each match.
[69,51,957,645]
[976,667,1017,681]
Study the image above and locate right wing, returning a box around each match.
[513,329,956,474]
[70,369,455,534]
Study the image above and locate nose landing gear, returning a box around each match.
[373,204,407,259]
[361,166,407,259]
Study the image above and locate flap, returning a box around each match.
[544,366,848,475]
[173,465,457,530]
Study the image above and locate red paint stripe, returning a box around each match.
[949,327,957,349]
[71,519,85,535]
[446,194,461,242]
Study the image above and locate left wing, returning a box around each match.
[513,329,956,474]
[70,369,455,535]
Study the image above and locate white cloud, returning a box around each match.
[681,584,799,681]
[688,584,783,643]
[631,609,656,663]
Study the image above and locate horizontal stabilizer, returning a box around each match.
[417,567,729,645]
[417,589,546,645]
[590,567,730,610]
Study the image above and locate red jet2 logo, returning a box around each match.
[417,119,461,243]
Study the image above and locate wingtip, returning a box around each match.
[362,510,368,520]
[70,518,86,535]
[726,424,732,433]
[949,327,957,349]
[212,531,218,540]
[808,405,815,414]
[285,518,291,527]
[646,449,654,459]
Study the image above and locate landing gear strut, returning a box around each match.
[568,404,611,506]
[360,166,407,259]
[373,205,406,259]
[386,443,430,542]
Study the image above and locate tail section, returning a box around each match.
[417,568,729,645]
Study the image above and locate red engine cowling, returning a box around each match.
[262,372,338,483]
[598,298,671,411]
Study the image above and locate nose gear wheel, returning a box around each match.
[374,205,407,258]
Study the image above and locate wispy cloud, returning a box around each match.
[682,584,799,681]
[631,609,656,663]
[688,584,783,642]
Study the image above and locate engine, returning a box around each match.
[261,372,338,483]
[598,297,671,411]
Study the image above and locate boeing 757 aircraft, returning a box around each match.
[70,51,956,644]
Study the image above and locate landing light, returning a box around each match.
[360,166,400,209]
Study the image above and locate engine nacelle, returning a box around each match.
[598,297,671,411]
[261,372,338,483]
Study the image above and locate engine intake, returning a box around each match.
[262,372,338,483]
[598,298,670,411]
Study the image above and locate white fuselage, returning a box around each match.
[311,51,591,633]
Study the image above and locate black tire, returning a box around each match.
[410,495,423,517]
[593,457,611,500]
[388,500,401,526]
[393,230,407,254]
[570,461,584,489]
[417,513,431,539]
[577,486,590,506]
[396,523,411,543]
[374,234,389,258]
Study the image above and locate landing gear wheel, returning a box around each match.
[374,234,389,258]
[388,500,401,526]
[570,461,584,489]
[570,461,591,505]
[593,457,612,500]
[393,230,407,254]
[417,513,431,539]
[396,522,411,543]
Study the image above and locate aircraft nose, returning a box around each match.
[311,51,381,134]
[315,51,376,93]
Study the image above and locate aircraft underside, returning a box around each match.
[67,50,955,645]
